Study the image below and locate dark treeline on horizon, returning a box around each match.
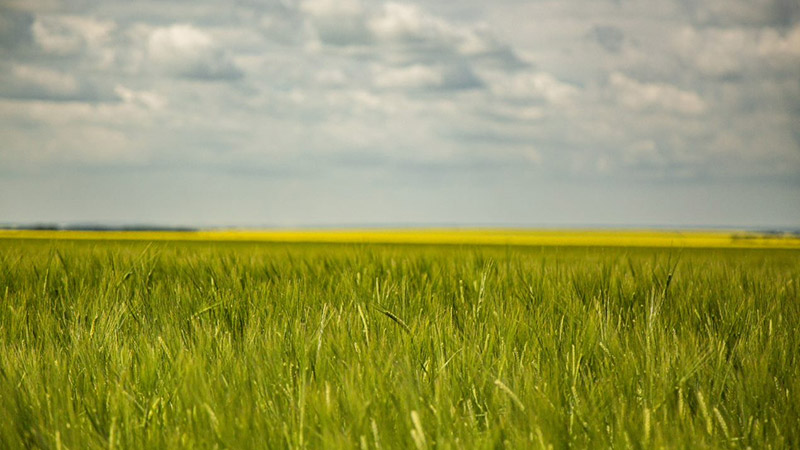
[0,224,198,232]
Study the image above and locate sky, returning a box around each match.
[1,0,799,229]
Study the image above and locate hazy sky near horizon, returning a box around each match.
[1,0,799,228]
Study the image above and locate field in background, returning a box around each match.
[2,228,800,248]
[0,238,798,448]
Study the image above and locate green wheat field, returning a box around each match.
[0,238,798,448]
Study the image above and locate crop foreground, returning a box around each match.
[0,237,798,448]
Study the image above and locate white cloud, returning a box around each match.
[610,72,706,115]
[757,25,800,63]
[674,25,800,77]
[368,3,450,43]
[114,85,166,110]
[623,140,666,167]
[367,2,509,60]
[11,64,78,96]
[147,24,242,80]
[315,69,348,87]
[0,100,150,166]
[673,27,747,78]
[32,15,115,55]
[489,71,579,106]
[373,64,443,89]
[0,64,103,102]
[372,62,482,91]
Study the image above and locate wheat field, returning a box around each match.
[0,233,798,448]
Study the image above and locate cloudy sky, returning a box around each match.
[1,0,799,228]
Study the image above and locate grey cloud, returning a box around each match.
[301,0,523,69]
[468,44,527,70]
[302,0,372,46]
[679,0,800,27]
[373,61,483,91]
[439,62,484,90]
[0,8,35,50]
[589,25,624,53]
[771,0,800,27]
[258,7,308,46]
